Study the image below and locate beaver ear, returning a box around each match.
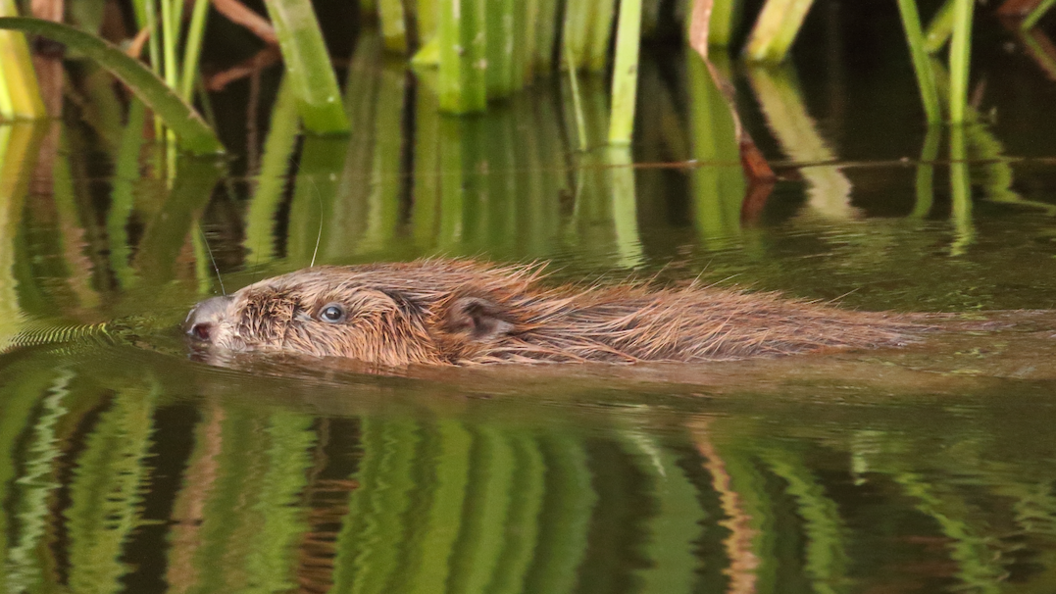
[444,297,514,340]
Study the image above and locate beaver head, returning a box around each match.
[185,259,920,366]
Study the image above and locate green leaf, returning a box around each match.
[0,17,224,155]
[262,0,351,135]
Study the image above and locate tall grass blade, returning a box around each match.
[1023,0,1056,29]
[535,0,559,72]
[486,0,515,97]
[418,0,438,43]
[587,0,617,71]
[710,0,744,47]
[744,0,815,62]
[924,0,956,53]
[179,0,211,101]
[947,0,974,124]
[438,0,487,113]
[378,0,408,52]
[0,17,224,154]
[563,0,592,70]
[608,0,643,145]
[0,1,45,119]
[262,0,351,134]
[897,0,942,124]
[161,0,180,91]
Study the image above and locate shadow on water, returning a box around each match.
[4,13,1056,594]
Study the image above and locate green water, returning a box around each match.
[4,7,1056,594]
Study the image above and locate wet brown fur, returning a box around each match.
[188,259,923,366]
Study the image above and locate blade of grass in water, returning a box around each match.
[608,0,643,145]
[924,0,956,53]
[486,0,515,97]
[1023,0,1056,29]
[378,0,408,52]
[947,0,974,124]
[587,0,617,71]
[179,0,211,101]
[896,0,941,124]
[0,1,45,119]
[160,0,179,91]
[417,0,437,43]
[535,0,559,72]
[744,0,815,62]
[709,0,744,47]
[262,0,351,134]
[0,17,224,154]
[563,0,591,70]
[438,0,486,113]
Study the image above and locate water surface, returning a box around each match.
[3,8,1056,594]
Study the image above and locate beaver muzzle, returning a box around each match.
[185,295,233,343]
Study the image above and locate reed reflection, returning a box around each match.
[3,348,1056,593]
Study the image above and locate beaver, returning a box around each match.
[184,259,923,367]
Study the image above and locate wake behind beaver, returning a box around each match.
[184,259,924,366]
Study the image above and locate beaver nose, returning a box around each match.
[185,296,233,342]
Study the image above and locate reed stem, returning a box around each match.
[744,0,815,62]
[587,0,617,71]
[378,0,407,52]
[896,0,941,124]
[1022,0,1056,29]
[262,0,351,133]
[948,0,974,124]
[608,0,643,145]
[438,0,487,112]
[160,0,178,89]
[923,0,955,53]
[713,0,742,47]
[486,0,514,96]
[179,0,211,101]
[0,0,45,119]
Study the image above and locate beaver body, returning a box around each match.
[184,259,921,366]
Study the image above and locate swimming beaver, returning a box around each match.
[184,259,922,366]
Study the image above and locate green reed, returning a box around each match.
[0,0,45,119]
[924,0,956,52]
[438,0,486,112]
[609,0,644,145]
[709,0,745,47]
[744,0,816,62]
[263,0,351,133]
[378,0,408,52]
[1022,0,1055,29]
[947,0,974,124]
[897,0,942,124]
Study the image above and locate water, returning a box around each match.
[3,6,1056,593]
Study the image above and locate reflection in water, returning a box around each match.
[4,16,1056,594]
[746,64,855,221]
[1,348,1056,593]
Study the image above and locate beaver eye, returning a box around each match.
[318,303,347,323]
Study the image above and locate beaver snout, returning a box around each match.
[185,295,233,343]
